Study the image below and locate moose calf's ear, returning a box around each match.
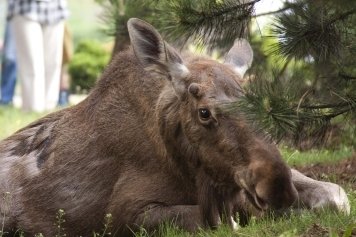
[224,38,253,78]
[127,18,189,80]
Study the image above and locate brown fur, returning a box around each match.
[0,19,297,236]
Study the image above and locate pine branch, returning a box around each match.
[254,6,292,18]
[208,0,261,17]
[153,0,257,50]
[225,71,356,143]
[269,1,354,61]
[327,8,356,25]
[339,72,356,81]
[298,101,354,110]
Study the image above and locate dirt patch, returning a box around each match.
[295,152,356,190]
[291,153,356,237]
[301,223,356,237]
[301,223,329,237]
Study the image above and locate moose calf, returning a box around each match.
[0,18,349,236]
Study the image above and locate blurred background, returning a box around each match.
[1,0,107,47]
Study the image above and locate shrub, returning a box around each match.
[69,40,110,93]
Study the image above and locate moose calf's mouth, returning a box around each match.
[254,194,269,210]
[244,189,268,211]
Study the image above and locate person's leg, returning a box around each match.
[12,16,45,112]
[58,64,70,106]
[43,21,65,110]
[58,24,72,107]
[0,22,17,104]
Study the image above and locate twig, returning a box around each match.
[254,6,292,18]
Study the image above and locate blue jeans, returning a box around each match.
[0,23,17,104]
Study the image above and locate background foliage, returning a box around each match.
[68,40,110,93]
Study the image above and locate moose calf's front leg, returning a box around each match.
[135,205,203,232]
[291,168,350,214]
[114,204,203,236]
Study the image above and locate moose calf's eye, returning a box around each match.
[199,108,211,120]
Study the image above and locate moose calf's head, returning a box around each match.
[128,19,297,215]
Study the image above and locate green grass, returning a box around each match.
[139,192,356,237]
[0,106,46,140]
[281,146,354,167]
